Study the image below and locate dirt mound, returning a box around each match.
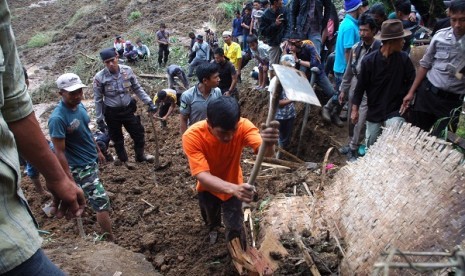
[44,241,158,275]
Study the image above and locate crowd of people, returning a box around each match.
[1,0,465,274]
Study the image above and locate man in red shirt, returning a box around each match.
[182,96,278,247]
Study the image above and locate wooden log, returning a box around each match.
[139,73,166,79]
[262,157,303,169]
[243,159,290,170]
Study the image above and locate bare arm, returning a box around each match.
[229,71,238,92]
[9,113,85,219]
[344,48,351,65]
[261,124,279,157]
[180,114,189,134]
[164,102,176,119]
[401,66,428,114]
[51,137,74,180]
[196,172,255,202]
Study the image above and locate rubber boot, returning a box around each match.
[135,147,155,163]
[331,102,344,128]
[321,98,334,123]
[114,142,128,165]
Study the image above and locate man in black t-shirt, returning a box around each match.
[212,48,239,100]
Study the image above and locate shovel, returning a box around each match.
[149,114,170,170]
[297,67,320,155]
[247,64,321,186]
[242,64,322,246]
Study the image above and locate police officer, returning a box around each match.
[402,0,465,136]
[93,47,157,166]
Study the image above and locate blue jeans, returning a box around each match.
[316,72,336,98]
[298,66,336,99]
[3,249,65,276]
[26,140,54,178]
[332,72,344,103]
[242,33,249,52]
[307,32,322,55]
[366,117,405,148]
[277,117,295,149]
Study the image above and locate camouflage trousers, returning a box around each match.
[70,162,110,212]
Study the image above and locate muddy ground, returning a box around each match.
[10,0,350,275]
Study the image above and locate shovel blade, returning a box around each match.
[271,64,321,107]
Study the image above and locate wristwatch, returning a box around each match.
[296,59,301,64]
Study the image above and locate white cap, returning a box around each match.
[56,73,87,92]
[222,31,232,37]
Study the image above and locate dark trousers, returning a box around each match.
[158,44,169,65]
[411,78,463,136]
[3,249,65,276]
[277,117,295,149]
[158,102,170,118]
[104,100,145,162]
[198,191,246,248]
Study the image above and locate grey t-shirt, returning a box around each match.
[180,85,222,126]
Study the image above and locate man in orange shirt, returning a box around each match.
[182,96,278,247]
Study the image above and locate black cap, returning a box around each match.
[100,48,117,61]
[158,90,167,100]
[196,34,203,40]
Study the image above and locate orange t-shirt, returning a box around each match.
[182,118,262,201]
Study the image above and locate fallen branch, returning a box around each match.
[139,73,166,79]
[288,225,321,276]
[277,147,305,163]
[262,157,303,169]
[78,51,96,61]
[302,182,312,197]
[332,221,354,275]
[141,199,155,208]
[243,159,290,170]
[319,147,335,190]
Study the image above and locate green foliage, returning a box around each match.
[67,5,95,27]
[456,108,465,139]
[27,32,56,48]
[30,81,57,105]
[218,0,242,19]
[129,10,142,21]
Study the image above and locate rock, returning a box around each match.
[160,264,169,272]
[177,255,184,262]
[154,253,165,267]
[142,206,155,216]
[133,186,142,194]
[140,233,157,250]
[111,176,126,183]
[75,33,87,39]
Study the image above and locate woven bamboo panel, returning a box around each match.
[322,123,465,274]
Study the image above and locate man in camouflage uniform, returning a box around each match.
[93,48,157,167]
[49,73,114,241]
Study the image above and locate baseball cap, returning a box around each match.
[56,73,87,92]
[222,31,232,37]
